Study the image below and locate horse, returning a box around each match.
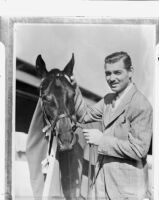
[27,54,100,200]
[26,53,85,200]
[36,53,78,152]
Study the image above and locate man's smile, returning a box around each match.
[110,82,119,87]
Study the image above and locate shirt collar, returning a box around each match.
[113,82,134,109]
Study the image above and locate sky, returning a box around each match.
[15,23,156,104]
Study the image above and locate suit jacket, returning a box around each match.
[75,84,153,200]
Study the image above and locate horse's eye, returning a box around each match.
[42,95,52,102]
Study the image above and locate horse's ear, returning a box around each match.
[36,55,48,78]
[63,53,74,77]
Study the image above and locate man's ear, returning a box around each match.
[63,53,75,77]
[36,55,48,78]
[130,66,134,72]
[129,66,134,79]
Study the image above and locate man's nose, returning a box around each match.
[109,74,116,81]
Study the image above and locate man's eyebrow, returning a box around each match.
[105,71,112,76]
[114,70,122,72]
[105,69,122,72]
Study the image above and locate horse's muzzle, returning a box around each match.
[57,133,77,151]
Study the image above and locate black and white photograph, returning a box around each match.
[10,18,157,200]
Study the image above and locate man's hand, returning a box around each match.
[70,75,77,88]
[83,129,103,146]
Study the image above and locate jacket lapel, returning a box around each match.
[104,84,137,128]
[104,104,113,127]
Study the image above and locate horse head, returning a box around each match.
[36,54,77,151]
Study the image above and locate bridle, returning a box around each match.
[39,73,82,151]
[40,97,78,132]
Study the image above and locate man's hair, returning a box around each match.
[104,51,132,71]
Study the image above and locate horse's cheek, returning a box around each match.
[46,106,57,119]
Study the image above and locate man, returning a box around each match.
[73,51,153,200]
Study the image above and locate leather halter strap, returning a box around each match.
[40,98,71,134]
[39,72,82,152]
[40,95,82,133]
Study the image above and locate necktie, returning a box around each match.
[112,94,118,109]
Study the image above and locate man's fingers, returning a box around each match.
[83,133,90,138]
[83,129,90,136]
[83,129,89,132]
[83,134,89,139]
[83,131,91,143]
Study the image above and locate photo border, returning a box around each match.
[1,16,159,200]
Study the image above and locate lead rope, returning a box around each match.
[91,155,104,188]
[87,144,92,199]
[40,98,57,175]
[88,145,102,200]
[41,129,56,175]
[73,123,94,200]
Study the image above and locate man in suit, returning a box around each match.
[73,51,153,200]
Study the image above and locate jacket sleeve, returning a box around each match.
[74,87,104,123]
[98,99,153,161]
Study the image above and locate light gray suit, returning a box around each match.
[75,84,153,200]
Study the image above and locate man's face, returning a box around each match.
[105,59,132,95]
